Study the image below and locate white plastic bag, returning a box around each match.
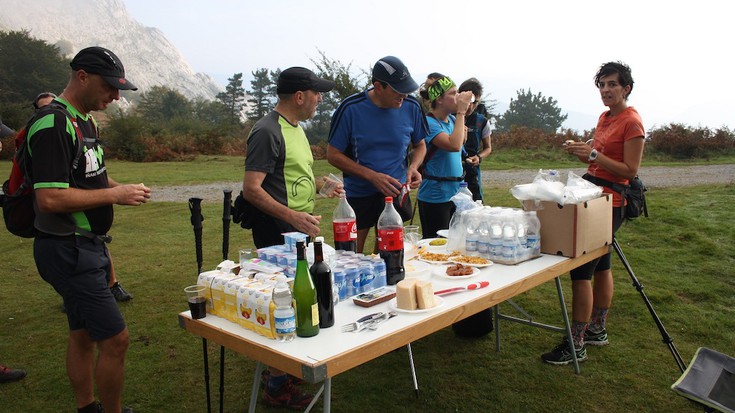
[561,171,603,204]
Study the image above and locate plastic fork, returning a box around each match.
[341,312,385,333]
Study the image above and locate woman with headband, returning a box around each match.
[417,73,474,239]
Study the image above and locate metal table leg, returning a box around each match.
[407,343,419,397]
[248,362,265,413]
[555,276,580,374]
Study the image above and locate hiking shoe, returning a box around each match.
[110,282,133,302]
[262,380,314,410]
[0,365,26,383]
[585,328,609,346]
[541,339,587,365]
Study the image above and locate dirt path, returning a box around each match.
[149,164,734,203]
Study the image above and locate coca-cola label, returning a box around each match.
[378,228,403,251]
[333,219,357,242]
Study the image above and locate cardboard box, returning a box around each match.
[524,195,612,257]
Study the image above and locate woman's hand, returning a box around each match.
[456,91,474,114]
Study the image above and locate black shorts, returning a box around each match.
[348,193,413,230]
[250,208,298,249]
[570,207,624,281]
[34,235,125,341]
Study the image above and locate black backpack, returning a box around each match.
[1,102,84,237]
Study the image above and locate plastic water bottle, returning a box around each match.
[489,214,503,259]
[459,181,473,197]
[477,220,490,258]
[272,275,296,342]
[525,211,541,256]
[502,220,518,261]
[465,217,478,254]
[515,211,528,248]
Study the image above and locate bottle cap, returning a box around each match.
[385,196,393,202]
[315,236,324,243]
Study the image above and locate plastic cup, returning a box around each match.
[185,285,207,319]
[404,225,420,261]
[319,173,342,198]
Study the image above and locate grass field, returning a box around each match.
[1,158,733,412]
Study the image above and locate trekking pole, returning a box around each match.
[188,197,204,275]
[612,237,687,373]
[222,190,232,261]
[188,197,211,413]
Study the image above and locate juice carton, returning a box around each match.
[224,277,252,323]
[249,287,276,339]
[197,270,219,314]
[210,272,242,317]
[237,280,264,331]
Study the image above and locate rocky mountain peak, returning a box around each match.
[0,0,223,100]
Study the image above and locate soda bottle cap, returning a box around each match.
[315,236,324,243]
[385,196,393,202]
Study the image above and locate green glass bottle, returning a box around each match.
[293,240,319,337]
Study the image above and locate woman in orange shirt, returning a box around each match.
[542,61,645,365]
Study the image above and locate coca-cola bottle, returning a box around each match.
[377,197,405,285]
[333,195,357,252]
[309,237,334,328]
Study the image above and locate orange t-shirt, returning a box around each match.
[587,106,645,207]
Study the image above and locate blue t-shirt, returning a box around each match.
[328,89,428,197]
[417,115,463,203]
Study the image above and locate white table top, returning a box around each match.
[179,248,607,381]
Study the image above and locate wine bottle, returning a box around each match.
[309,237,334,328]
[293,241,319,337]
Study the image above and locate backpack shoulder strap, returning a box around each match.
[28,102,86,172]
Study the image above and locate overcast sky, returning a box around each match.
[124,0,733,131]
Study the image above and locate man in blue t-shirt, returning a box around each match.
[327,56,428,253]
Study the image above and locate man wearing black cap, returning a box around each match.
[28,46,148,413]
[241,66,337,408]
[327,56,428,253]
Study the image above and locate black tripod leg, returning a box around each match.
[203,338,212,413]
[612,237,688,373]
[219,346,225,413]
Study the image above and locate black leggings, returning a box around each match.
[417,200,455,239]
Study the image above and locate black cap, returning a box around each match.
[70,46,137,91]
[372,56,419,94]
[277,67,335,94]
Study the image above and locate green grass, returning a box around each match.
[1,159,734,412]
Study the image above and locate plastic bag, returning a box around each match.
[446,201,483,253]
[450,189,476,213]
[561,171,603,204]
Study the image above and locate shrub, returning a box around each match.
[648,123,735,159]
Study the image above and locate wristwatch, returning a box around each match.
[588,149,598,162]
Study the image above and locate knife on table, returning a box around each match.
[434,281,490,296]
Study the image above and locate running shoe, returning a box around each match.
[585,328,609,346]
[541,339,587,365]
